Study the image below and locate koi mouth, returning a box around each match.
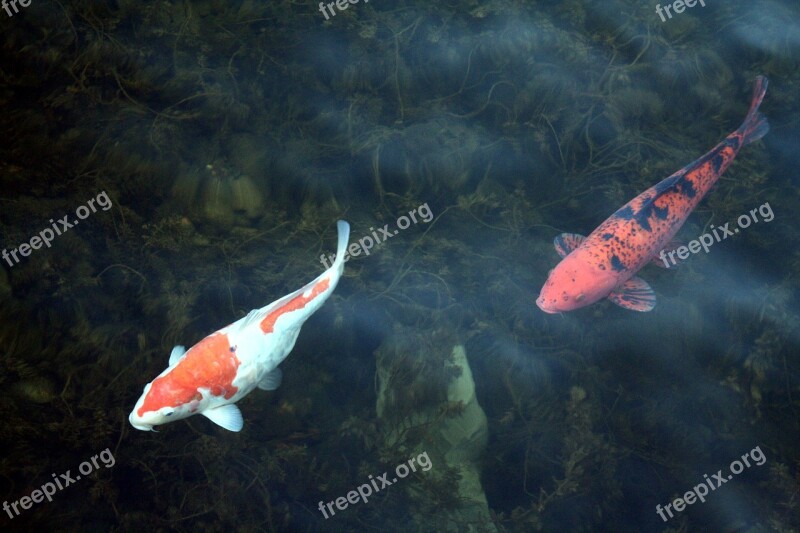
[129,411,156,431]
[536,296,559,314]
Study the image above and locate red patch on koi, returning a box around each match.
[137,333,240,416]
[259,278,330,333]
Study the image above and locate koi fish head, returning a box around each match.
[536,253,616,313]
[129,373,204,431]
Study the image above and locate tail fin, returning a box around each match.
[739,75,770,145]
[332,220,350,269]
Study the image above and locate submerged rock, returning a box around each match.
[201,173,235,226]
[377,343,496,532]
[230,175,264,219]
[193,163,265,225]
[11,375,57,404]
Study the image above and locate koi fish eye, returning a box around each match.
[575,293,585,302]
[164,410,174,417]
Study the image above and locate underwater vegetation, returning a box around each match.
[0,0,798,531]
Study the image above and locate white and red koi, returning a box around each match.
[537,76,769,313]
[129,221,350,432]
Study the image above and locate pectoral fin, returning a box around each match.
[257,368,283,391]
[554,233,586,258]
[608,276,656,312]
[202,404,244,432]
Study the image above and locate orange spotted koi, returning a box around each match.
[537,76,769,313]
[129,221,350,431]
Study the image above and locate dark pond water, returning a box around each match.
[0,0,798,531]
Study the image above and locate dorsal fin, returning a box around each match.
[168,345,186,366]
[239,308,266,329]
[554,233,586,258]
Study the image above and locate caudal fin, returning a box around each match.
[332,220,350,269]
[739,75,770,145]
